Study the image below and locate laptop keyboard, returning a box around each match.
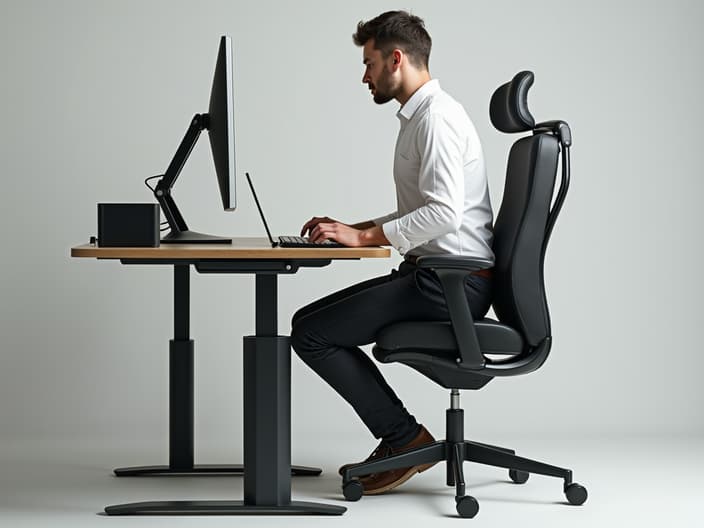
[278,235,344,248]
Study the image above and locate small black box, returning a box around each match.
[98,203,160,247]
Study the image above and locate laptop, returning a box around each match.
[245,172,345,248]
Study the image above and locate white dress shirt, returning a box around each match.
[372,79,494,265]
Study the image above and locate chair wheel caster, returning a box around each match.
[456,495,479,518]
[343,480,364,502]
[509,469,529,484]
[564,482,588,505]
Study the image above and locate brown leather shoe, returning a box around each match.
[340,425,437,495]
[338,440,392,476]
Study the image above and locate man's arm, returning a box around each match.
[309,222,390,247]
[301,218,382,234]
[300,217,390,246]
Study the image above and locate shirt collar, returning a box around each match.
[397,79,441,121]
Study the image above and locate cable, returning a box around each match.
[144,175,173,232]
[144,174,162,192]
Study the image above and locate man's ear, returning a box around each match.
[391,49,402,70]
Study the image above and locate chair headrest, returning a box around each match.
[490,71,535,133]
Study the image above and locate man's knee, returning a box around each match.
[292,310,338,364]
[291,305,308,329]
[291,313,318,356]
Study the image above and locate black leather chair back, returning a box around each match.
[489,71,566,348]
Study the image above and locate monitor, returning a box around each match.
[151,35,236,243]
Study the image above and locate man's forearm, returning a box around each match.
[359,225,390,246]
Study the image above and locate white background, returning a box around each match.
[0,2,702,523]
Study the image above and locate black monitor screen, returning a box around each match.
[208,35,236,211]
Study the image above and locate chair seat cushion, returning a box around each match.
[375,318,524,356]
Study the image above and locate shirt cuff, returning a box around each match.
[382,221,413,256]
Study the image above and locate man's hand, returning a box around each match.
[309,222,390,247]
[309,221,363,246]
[300,216,345,237]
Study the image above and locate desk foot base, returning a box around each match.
[113,464,322,477]
[104,500,346,516]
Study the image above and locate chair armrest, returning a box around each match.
[416,255,493,272]
[416,259,488,370]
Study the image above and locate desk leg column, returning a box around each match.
[169,264,194,470]
[243,274,291,505]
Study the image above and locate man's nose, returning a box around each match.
[362,71,369,84]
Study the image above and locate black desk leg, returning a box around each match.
[105,272,345,515]
[114,265,320,478]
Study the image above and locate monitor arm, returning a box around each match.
[151,114,230,244]
[154,113,209,235]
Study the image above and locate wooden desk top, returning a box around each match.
[71,237,391,260]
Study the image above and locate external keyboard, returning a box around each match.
[278,236,344,248]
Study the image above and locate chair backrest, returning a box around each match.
[489,71,571,348]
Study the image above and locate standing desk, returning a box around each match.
[71,238,390,515]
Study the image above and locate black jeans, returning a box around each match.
[290,261,492,448]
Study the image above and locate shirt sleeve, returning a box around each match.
[382,113,466,255]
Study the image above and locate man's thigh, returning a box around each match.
[292,270,444,348]
[291,270,396,327]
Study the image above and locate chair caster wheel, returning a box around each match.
[564,482,588,505]
[456,495,479,518]
[343,480,364,502]
[509,469,529,484]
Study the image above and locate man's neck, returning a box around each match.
[396,70,432,106]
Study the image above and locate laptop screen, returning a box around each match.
[245,172,277,247]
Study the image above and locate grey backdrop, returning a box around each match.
[1,0,702,459]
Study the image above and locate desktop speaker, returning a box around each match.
[97,203,160,247]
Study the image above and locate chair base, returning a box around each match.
[341,406,587,517]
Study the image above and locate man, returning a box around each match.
[290,10,494,495]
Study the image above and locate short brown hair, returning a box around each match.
[353,11,432,70]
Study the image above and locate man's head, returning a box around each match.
[353,11,432,105]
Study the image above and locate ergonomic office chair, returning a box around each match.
[341,71,587,518]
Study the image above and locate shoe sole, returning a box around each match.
[361,461,437,495]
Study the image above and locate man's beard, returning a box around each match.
[373,91,394,105]
[372,69,397,105]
